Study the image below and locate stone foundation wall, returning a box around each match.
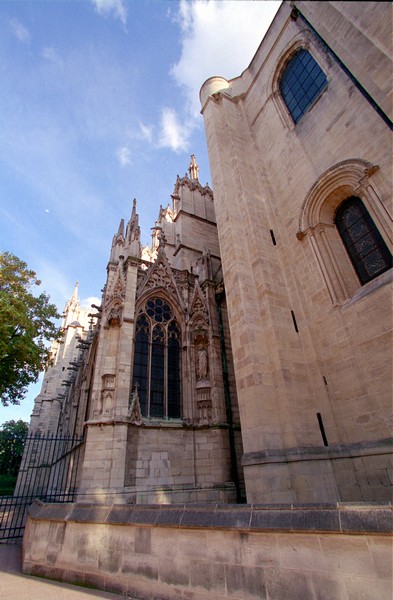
[23,501,392,600]
[242,439,393,503]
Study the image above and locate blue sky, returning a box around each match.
[0,0,281,425]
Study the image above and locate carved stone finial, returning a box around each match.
[157,228,167,249]
[189,154,199,181]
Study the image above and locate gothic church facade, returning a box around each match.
[28,1,392,507]
[30,156,244,505]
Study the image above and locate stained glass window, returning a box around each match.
[132,298,181,418]
[280,49,327,124]
[335,197,392,285]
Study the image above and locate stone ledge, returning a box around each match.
[242,437,393,466]
[27,501,393,535]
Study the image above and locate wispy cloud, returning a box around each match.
[81,296,101,309]
[91,0,128,27]
[116,146,132,166]
[158,107,190,153]
[170,0,281,116]
[139,122,153,143]
[9,18,31,43]
[41,46,62,65]
[150,0,281,157]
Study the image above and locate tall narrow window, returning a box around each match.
[132,298,181,419]
[280,49,327,124]
[133,315,149,415]
[335,196,392,285]
[167,321,181,418]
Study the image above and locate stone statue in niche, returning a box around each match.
[196,346,208,381]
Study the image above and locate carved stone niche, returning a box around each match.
[196,386,212,425]
[95,374,116,417]
[194,332,209,382]
[107,303,122,327]
[193,332,212,424]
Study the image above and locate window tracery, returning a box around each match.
[132,297,181,419]
[297,160,392,303]
[335,197,392,285]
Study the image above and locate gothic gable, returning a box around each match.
[104,261,127,326]
[189,282,209,330]
[136,250,184,309]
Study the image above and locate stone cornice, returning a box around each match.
[28,500,393,535]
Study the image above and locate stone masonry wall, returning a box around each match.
[124,425,236,504]
[23,501,392,600]
[200,0,392,503]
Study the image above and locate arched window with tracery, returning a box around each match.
[335,196,392,285]
[297,159,392,304]
[132,297,181,419]
[279,49,327,124]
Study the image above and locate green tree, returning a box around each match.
[0,251,61,406]
[0,419,28,495]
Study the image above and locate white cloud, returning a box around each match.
[9,18,31,43]
[41,47,62,64]
[116,146,132,166]
[170,0,281,116]
[81,296,101,309]
[139,122,153,143]
[158,107,190,153]
[91,0,127,27]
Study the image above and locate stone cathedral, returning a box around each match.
[27,0,392,510]
[30,155,244,505]
[20,3,393,598]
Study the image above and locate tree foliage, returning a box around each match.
[0,251,61,406]
[0,419,29,495]
[0,419,29,474]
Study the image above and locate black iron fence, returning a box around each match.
[0,432,84,540]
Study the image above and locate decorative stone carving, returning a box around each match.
[107,303,122,327]
[105,268,126,308]
[137,254,179,303]
[96,374,115,416]
[128,385,142,426]
[196,387,212,424]
[196,346,208,381]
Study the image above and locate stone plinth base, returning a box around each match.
[23,501,392,600]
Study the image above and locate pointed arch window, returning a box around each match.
[335,197,392,285]
[132,298,181,419]
[279,49,327,124]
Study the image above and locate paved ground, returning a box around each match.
[0,542,133,600]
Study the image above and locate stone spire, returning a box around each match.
[70,281,79,305]
[62,282,81,328]
[130,197,137,222]
[117,219,125,238]
[189,154,199,181]
[126,198,140,246]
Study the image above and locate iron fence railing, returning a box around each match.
[0,432,84,540]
